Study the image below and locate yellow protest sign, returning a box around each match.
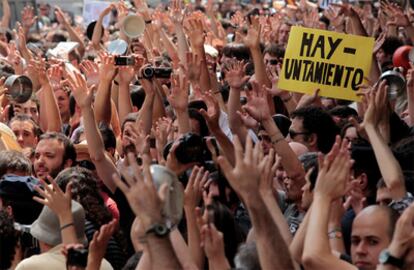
[278,26,375,101]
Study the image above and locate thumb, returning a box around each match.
[158,183,169,205]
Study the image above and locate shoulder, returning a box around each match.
[16,253,63,270]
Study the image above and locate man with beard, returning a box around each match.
[33,132,76,179]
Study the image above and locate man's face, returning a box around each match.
[263,53,280,71]
[121,122,136,154]
[351,210,392,270]
[376,187,393,206]
[10,120,38,148]
[55,89,70,119]
[375,48,389,65]
[278,24,291,46]
[34,139,65,179]
[258,130,272,155]
[283,171,305,203]
[14,100,39,123]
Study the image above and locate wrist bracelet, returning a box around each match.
[113,80,119,86]
[60,222,74,231]
[328,228,343,239]
[145,19,152,25]
[270,134,284,144]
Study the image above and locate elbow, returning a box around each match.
[89,150,107,162]
[302,253,322,270]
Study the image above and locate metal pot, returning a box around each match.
[380,69,406,100]
[4,75,33,103]
[149,165,184,226]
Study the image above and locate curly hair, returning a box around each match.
[0,210,19,270]
[55,167,113,227]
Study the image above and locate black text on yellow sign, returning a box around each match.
[278,26,374,101]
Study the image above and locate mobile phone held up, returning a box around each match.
[114,56,136,66]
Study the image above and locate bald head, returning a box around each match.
[289,142,309,157]
[351,205,400,270]
[354,205,399,239]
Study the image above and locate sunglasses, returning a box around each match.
[289,130,310,139]
[266,59,279,65]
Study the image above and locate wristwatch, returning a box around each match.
[145,223,170,238]
[379,249,404,269]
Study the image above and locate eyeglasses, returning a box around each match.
[265,59,279,65]
[289,130,310,139]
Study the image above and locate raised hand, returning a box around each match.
[200,223,228,264]
[184,166,209,209]
[128,120,150,155]
[21,5,37,29]
[55,7,70,26]
[314,136,353,201]
[362,80,388,129]
[387,203,414,259]
[28,58,49,87]
[48,64,64,89]
[80,60,100,87]
[185,52,202,83]
[88,219,117,267]
[166,74,189,112]
[66,70,94,109]
[169,0,185,25]
[199,91,221,132]
[33,176,72,216]
[218,135,267,199]
[242,81,271,122]
[97,52,117,83]
[185,18,205,49]
[113,154,166,228]
[382,1,410,27]
[224,60,249,89]
[243,16,261,49]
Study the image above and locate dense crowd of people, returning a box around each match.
[0,0,414,269]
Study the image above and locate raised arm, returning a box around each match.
[225,60,250,143]
[243,82,305,181]
[259,148,293,245]
[169,0,189,64]
[185,17,211,93]
[184,166,208,269]
[302,137,356,270]
[1,0,11,28]
[55,7,85,57]
[33,179,78,245]
[167,74,191,134]
[94,52,117,125]
[91,4,114,50]
[87,220,117,270]
[200,91,235,165]
[30,59,62,132]
[113,155,182,270]
[363,81,405,200]
[218,135,295,270]
[68,71,118,193]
